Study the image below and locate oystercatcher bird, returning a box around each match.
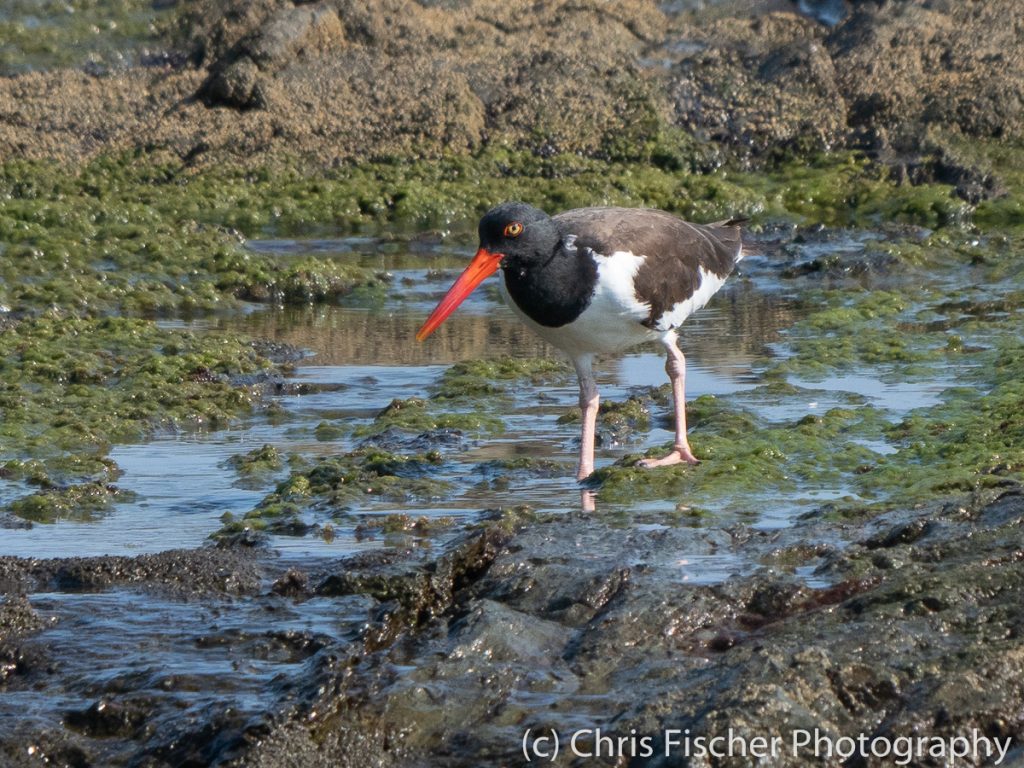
[417,202,744,482]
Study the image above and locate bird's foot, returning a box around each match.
[637,446,700,469]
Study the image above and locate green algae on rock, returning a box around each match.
[217,448,453,538]
[7,481,136,524]
[347,357,574,445]
[2,141,1020,529]
[0,0,174,76]
[0,148,1002,324]
[226,444,284,476]
[1,454,120,489]
[592,400,887,508]
[866,374,1024,503]
[2,3,1024,762]
[0,315,269,449]
[0,157,385,317]
[433,357,570,401]
[589,227,1024,514]
[356,512,459,544]
[225,444,288,490]
[0,315,275,521]
[353,397,503,440]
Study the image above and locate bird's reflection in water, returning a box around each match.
[580,489,596,512]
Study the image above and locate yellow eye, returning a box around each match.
[504,222,524,238]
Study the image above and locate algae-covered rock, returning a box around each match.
[0,315,278,523]
[829,0,1024,146]
[434,357,570,400]
[229,488,1024,766]
[218,447,454,537]
[199,3,345,109]
[353,397,503,439]
[4,0,1021,200]
[226,444,284,476]
[225,444,288,489]
[6,482,135,524]
[668,13,847,159]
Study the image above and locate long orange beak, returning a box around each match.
[416,248,503,341]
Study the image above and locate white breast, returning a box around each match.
[499,250,658,357]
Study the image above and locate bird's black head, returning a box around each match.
[477,202,559,265]
[415,202,561,343]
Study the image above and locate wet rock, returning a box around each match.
[669,13,847,158]
[221,485,1024,765]
[64,698,153,739]
[137,706,254,767]
[863,517,934,549]
[317,521,514,648]
[0,548,262,596]
[975,487,1024,528]
[0,736,92,768]
[376,598,575,751]
[779,247,899,279]
[0,594,47,639]
[194,627,330,663]
[7,487,1023,766]
[248,338,307,365]
[0,512,31,530]
[471,457,568,488]
[199,3,345,109]
[358,426,469,455]
[215,528,272,549]
[776,227,901,279]
[271,567,310,596]
[0,637,50,690]
[828,0,1024,146]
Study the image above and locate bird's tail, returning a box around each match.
[709,216,747,263]
[721,216,749,227]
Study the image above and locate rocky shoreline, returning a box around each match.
[1,0,1021,205]
[3,484,1023,765]
[246,483,1024,767]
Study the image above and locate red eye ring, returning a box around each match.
[504,222,524,238]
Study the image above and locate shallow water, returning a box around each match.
[2,227,1002,759]
[2,587,373,765]
[0,228,954,566]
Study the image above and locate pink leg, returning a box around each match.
[639,336,700,469]
[573,356,599,482]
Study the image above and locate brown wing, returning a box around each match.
[553,207,743,328]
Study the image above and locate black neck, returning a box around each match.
[501,242,597,328]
